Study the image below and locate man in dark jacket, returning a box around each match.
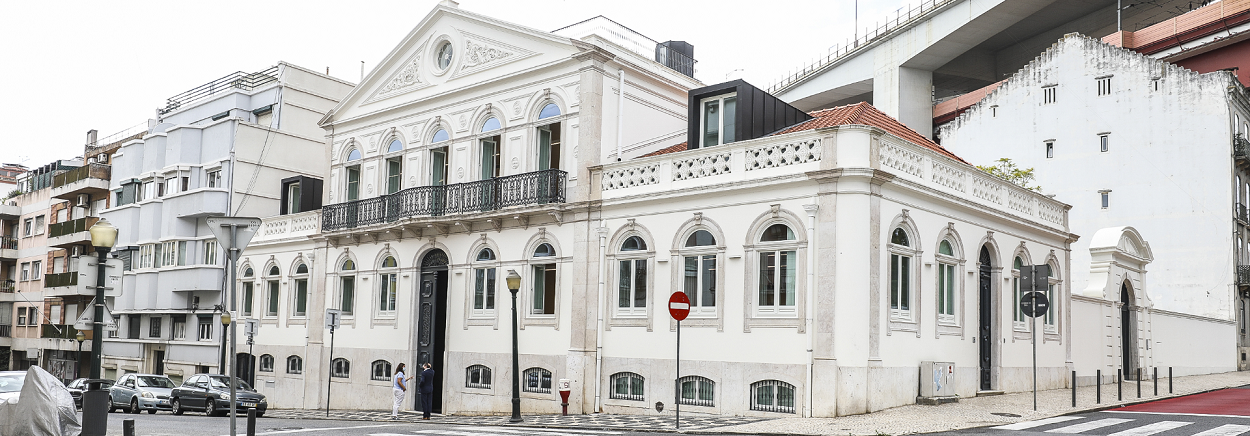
[419,363,435,419]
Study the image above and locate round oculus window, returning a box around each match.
[436,41,454,71]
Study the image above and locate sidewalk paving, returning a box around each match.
[266,371,1250,435]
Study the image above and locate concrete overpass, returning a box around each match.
[771,0,1206,138]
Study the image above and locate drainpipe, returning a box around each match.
[594,224,608,412]
[803,203,818,417]
[616,70,625,161]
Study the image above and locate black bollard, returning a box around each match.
[1118,369,1122,401]
[123,419,135,436]
[1096,369,1101,404]
[1153,367,1158,396]
[1137,368,1141,398]
[1169,367,1173,393]
[247,408,257,436]
[1072,371,1077,407]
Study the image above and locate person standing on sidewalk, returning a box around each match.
[419,363,435,420]
[392,363,414,419]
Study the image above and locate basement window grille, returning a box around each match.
[750,380,797,414]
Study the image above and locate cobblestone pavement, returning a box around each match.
[266,408,770,432]
[713,371,1250,436]
[267,371,1250,436]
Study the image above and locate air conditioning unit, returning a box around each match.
[76,194,90,207]
[918,361,959,404]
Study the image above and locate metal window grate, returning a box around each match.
[750,380,797,413]
[609,372,645,401]
[523,368,552,394]
[331,358,350,378]
[677,375,714,407]
[372,360,392,381]
[259,355,274,372]
[287,356,303,374]
[466,365,492,389]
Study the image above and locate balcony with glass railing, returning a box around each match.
[51,163,112,201]
[47,217,99,249]
[322,169,567,232]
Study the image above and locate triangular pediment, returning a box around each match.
[323,5,584,126]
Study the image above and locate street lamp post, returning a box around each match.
[75,331,85,380]
[506,270,522,423]
[84,218,117,436]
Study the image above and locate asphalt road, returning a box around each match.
[933,385,1250,436]
[94,412,680,436]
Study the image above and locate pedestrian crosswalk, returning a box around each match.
[372,427,626,436]
[993,417,1250,436]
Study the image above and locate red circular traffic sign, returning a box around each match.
[668,291,690,321]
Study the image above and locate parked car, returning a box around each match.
[108,373,175,414]
[0,371,25,403]
[66,378,115,409]
[171,374,266,417]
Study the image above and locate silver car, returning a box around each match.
[109,373,175,414]
[0,371,24,403]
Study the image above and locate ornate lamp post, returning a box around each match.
[506,269,522,423]
[75,331,85,380]
[84,218,117,436]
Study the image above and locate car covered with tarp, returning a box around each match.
[0,366,82,436]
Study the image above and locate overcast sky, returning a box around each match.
[0,0,910,167]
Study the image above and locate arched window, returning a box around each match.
[758,224,798,314]
[430,129,451,186]
[286,355,303,374]
[1013,256,1026,326]
[339,258,356,315]
[531,242,558,316]
[346,148,361,162]
[617,235,650,316]
[473,248,497,315]
[266,265,281,317]
[293,262,309,317]
[466,365,492,389]
[379,256,398,314]
[345,148,362,201]
[480,117,501,133]
[387,139,403,153]
[431,129,449,143]
[331,358,350,378]
[371,360,392,381]
[889,228,913,318]
[609,372,644,401]
[750,380,796,414]
[678,376,714,407]
[1045,262,1059,327]
[385,142,403,194]
[538,103,561,120]
[258,354,274,372]
[681,229,718,315]
[621,236,646,251]
[936,239,957,321]
[523,367,552,393]
[242,267,255,317]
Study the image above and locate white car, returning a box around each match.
[0,371,24,403]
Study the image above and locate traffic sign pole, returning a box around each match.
[668,292,690,431]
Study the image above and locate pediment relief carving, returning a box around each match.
[363,40,433,105]
[450,29,536,80]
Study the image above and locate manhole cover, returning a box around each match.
[992,413,1022,417]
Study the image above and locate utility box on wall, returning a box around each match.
[918,361,958,404]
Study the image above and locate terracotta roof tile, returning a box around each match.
[775,102,968,164]
[639,142,687,157]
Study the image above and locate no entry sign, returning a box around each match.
[669,291,690,321]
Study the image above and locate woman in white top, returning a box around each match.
[392,363,414,419]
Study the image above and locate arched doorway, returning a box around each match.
[417,249,449,414]
[1120,281,1136,376]
[235,353,255,387]
[978,246,994,391]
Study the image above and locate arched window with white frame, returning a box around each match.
[241,266,255,317]
[681,230,718,316]
[384,138,404,195]
[344,147,362,201]
[378,255,399,315]
[756,223,799,316]
[617,235,649,316]
[536,102,562,171]
[292,262,309,317]
[888,226,919,321]
[472,248,497,317]
[936,239,958,324]
[339,258,356,315]
[430,128,450,186]
[530,243,558,316]
[1012,255,1028,330]
[1045,261,1060,331]
[265,265,281,317]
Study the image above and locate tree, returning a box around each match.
[4,189,19,200]
[976,158,1042,192]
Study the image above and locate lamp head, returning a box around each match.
[221,311,231,325]
[76,331,85,342]
[506,269,521,292]
[88,218,118,249]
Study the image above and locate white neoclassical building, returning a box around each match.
[938,34,1249,376]
[241,2,1074,418]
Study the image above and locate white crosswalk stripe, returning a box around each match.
[405,428,625,436]
[995,417,1085,430]
[1191,425,1250,436]
[1105,421,1191,436]
[1045,418,1135,433]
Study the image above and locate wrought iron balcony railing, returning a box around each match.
[0,235,15,250]
[1238,203,1249,223]
[1236,134,1250,162]
[323,169,567,231]
[1238,265,1250,286]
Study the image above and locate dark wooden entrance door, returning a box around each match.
[979,246,993,391]
[1121,282,1133,376]
[154,350,165,376]
[235,353,255,386]
[417,250,449,414]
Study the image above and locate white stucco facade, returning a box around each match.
[938,34,1248,375]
